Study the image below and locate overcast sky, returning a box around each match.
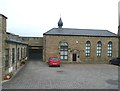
[0,0,119,37]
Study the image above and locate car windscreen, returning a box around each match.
[51,58,59,61]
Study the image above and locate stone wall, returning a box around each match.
[0,15,3,83]
[0,14,28,81]
[4,42,27,75]
[0,14,7,81]
[3,32,28,80]
[22,37,43,47]
[44,35,118,63]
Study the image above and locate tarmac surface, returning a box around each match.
[2,60,119,89]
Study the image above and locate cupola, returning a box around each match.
[58,17,63,28]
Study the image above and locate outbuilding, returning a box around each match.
[43,18,118,63]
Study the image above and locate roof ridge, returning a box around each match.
[43,28,117,36]
[59,28,108,31]
[106,30,117,35]
[43,28,55,35]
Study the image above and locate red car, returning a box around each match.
[48,56,60,67]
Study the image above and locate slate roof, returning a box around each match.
[0,14,7,19]
[6,32,28,45]
[44,28,117,37]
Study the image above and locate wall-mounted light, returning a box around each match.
[76,41,79,44]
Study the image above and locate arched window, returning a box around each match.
[96,41,102,57]
[59,42,68,60]
[108,41,112,57]
[86,41,91,57]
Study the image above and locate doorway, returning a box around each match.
[72,53,77,61]
[29,46,43,60]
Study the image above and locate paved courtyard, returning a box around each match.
[2,60,119,89]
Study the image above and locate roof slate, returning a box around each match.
[44,28,116,37]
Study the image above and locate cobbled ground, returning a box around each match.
[2,60,119,89]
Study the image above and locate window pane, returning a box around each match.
[86,41,91,57]
[64,56,68,59]
[60,56,63,59]
[12,48,15,64]
[60,51,64,55]
[108,42,112,57]
[5,49,9,69]
[64,51,68,55]
[60,42,68,60]
[96,41,102,57]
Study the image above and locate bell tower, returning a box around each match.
[58,17,63,29]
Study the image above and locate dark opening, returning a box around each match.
[73,53,77,61]
[29,46,43,60]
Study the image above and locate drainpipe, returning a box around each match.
[118,25,120,58]
[118,35,120,58]
[43,35,46,62]
[118,2,120,58]
[15,44,17,70]
[26,45,27,61]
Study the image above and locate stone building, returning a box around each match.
[0,14,44,81]
[0,14,119,81]
[22,37,43,60]
[0,14,7,82]
[0,14,28,81]
[43,18,118,63]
